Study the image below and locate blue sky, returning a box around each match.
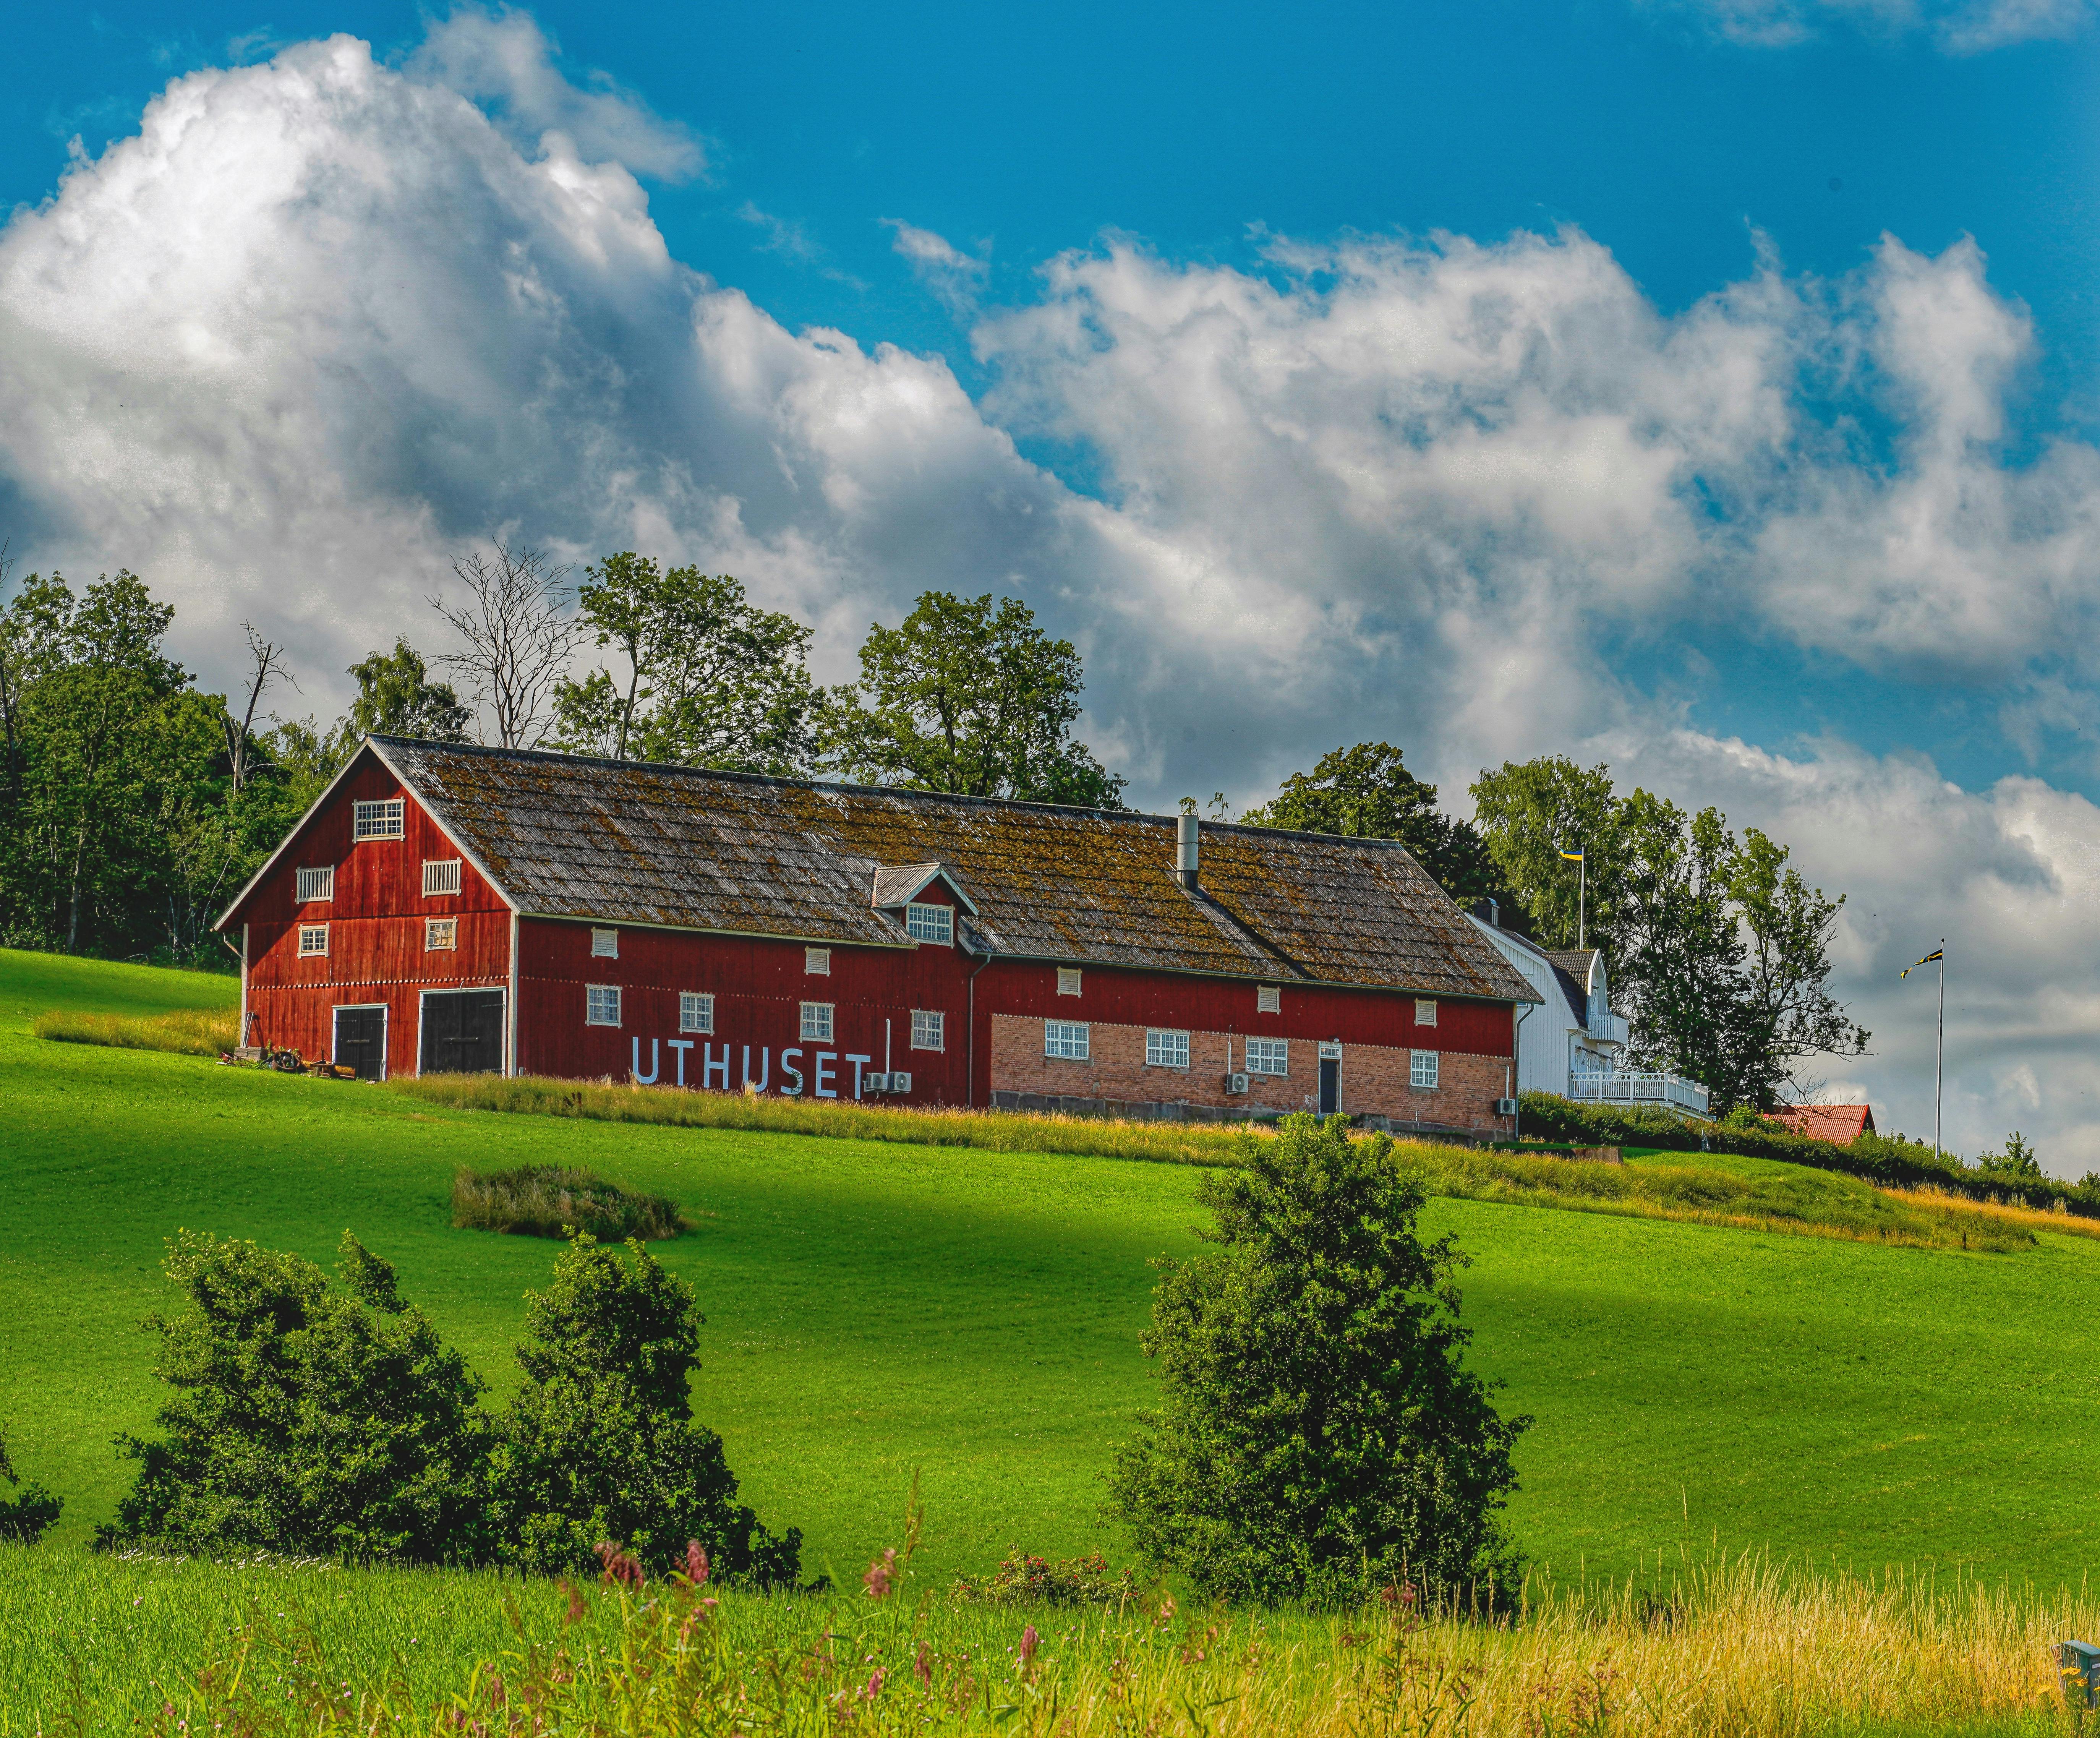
[2,0,2099,1159]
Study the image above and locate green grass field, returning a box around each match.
[4,945,2099,1604]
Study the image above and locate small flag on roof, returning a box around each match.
[1900,948,1944,978]
[1558,848,1584,862]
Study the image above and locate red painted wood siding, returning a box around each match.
[233,754,512,1076]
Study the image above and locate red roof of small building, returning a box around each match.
[1770,1103,1876,1145]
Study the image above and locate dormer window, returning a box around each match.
[904,902,953,945]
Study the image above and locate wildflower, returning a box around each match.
[684,1540,711,1587]
[864,1547,899,1599]
[595,1540,645,1589]
[559,1579,587,1625]
[915,1641,933,1687]
[863,1665,886,1701]
[1019,1624,1040,1678]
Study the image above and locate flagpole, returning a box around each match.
[1578,854,1586,952]
[1935,939,1944,1167]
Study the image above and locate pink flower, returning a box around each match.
[685,1540,711,1587]
[595,1541,644,1589]
[914,1642,933,1688]
[862,1665,886,1701]
[1020,1624,1040,1672]
[863,1547,899,1599]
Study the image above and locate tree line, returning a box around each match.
[0,539,1862,1110]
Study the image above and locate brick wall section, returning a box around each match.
[990,1014,1512,1135]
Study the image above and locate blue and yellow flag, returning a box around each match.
[1558,848,1584,863]
[1900,948,1943,979]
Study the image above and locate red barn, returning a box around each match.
[216,738,1539,1135]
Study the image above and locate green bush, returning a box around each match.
[98,1231,493,1563]
[451,1164,686,1241]
[489,1234,801,1585]
[0,1435,60,1544]
[952,1549,1140,1607]
[1107,1114,1528,1609]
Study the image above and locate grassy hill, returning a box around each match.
[4,947,2099,1593]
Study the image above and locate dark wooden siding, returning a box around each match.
[236,758,513,1077]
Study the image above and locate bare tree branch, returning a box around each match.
[222,623,296,795]
[429,542,583,749]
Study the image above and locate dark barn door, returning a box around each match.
[333,1006,387,1080]
[420,989,506,1076]
[1319,1056,1340,1115]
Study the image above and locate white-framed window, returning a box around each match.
[800,1001,834,1041]
[591,927,619,959]
[297,923,328,958]
[806,947,831,975]
[1146,1029,1190,1069]
[911,1008,945,1051]
[1411,1051,1440,1089]
[423,859,462,897]
[425,918,457,952]
[587,984,622,1026]
[1246,1038,1288,1076]
[1257,984,1281,1014]
[352,799,404,840]
[295,865,334,903]
[1045,1019,1089,1060]
[680,992,715,1034]
[1057,967,1082,997]
[905,902,953,945]
[1416,998,1438,1027]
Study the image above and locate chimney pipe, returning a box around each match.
[1175,811,1200,891]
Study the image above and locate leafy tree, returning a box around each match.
[551,554,822,774]
[1242,743,1514,912]
[1468,756,1622,951]
[1728,827,1868,1108]
[346,639,473,743]
[824,592,1125,807]
[1107,1115,1528,1607]
[101,1231,493,1563]
[1977,1132,2042,1180]
[490,1234,801,1583]
[0,1434,61,1544]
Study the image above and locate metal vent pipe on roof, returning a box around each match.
[1175,811,1200,891]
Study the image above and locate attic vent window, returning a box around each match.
[423,859,462,897]
[1415,998,1438,1026]
[591,928,619,958]
[297,924,328,957]
[905,903,953,945]
[1257,984,1281,1014]
[352,799,404,840]
[1056,968,1082,997]
[806,947,831,975]
[295,866,334,903]
[680,992,714,1034]
[425,918,457,952]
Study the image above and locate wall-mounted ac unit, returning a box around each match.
[863,1072,891,1093]
[1495,1098,1519,1117]
[1226,1072,1250,1095]
[889,1071,912,1094]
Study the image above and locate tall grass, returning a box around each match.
[397,1074,2034,1255]
[6,1538,2086,1735]
[31,1004,237,1057]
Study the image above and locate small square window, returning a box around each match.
[1146,1029,1190,1069]
[425,918,457,951]
[800,1001,834,1041]
[1056,967,1082,997]
[587,984,622,1026]
[1246,1038,1288,1076]
[352,799,404,840]
[905,903,954,945]
[297,924,328,957]
[1415,998,1438,1027]
[295,865,334,903]
[911,1008,945,1051]
[423,859,462,897]
[806,947,831,975]
[1045,1019,1089,1060]
[1257,984,1281,1014]
[680,992,714,1035]
[591,927,619,959]
[1411,1051,1440,1090]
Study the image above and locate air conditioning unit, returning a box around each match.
[889,1071,911,1093]
[1495,1098,1519,1117]
[1226,1072,1250,1095]
[863,1072,891,1094]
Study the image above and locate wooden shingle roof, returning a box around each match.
[365,737,1539,1003]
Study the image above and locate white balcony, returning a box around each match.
[1568,1069,1710,1118]
[1587,1012,1630,1047]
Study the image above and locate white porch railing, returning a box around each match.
[1568,1070,1710,1117]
